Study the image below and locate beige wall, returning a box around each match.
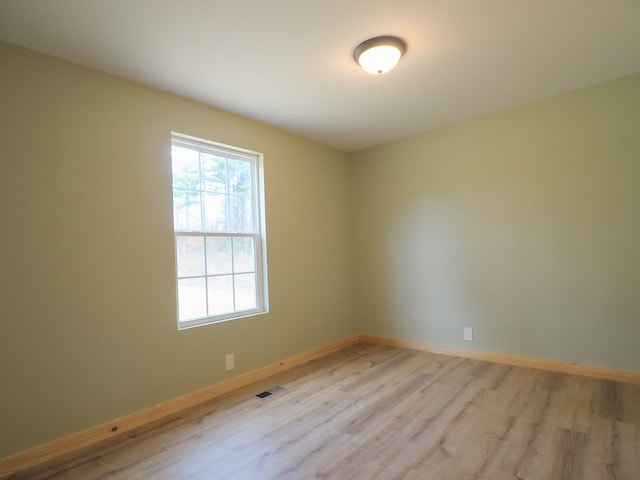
[352,73,640,372]
[0,42,356,457]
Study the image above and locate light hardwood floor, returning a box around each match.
[12,343,640,479]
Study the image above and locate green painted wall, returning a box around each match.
[0,42,356,457]
[352,73,640,372]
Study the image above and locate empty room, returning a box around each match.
[1,1,639,479]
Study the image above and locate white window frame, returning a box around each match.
[171,132,268,330]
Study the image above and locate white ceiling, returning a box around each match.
[1,1,640,152]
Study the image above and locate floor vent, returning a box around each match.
[254,385,286,400]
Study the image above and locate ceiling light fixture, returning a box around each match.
[353,35,407,75]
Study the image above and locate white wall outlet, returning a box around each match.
[225,353,235,371]
[463,327,473,341]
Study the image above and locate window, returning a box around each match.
[171,133,268,329]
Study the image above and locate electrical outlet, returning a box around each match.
[463,327,473,341]
[225,353,235,371]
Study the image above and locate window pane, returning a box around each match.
[201,153,226,193]
[208,275,234,315]
[173,188,202,231]
[235,273,257,310]
[227,159,252,196]
[176,236,205,277]
[206,236,232,275]
[203,192,226,231]
[178,278,207,321]
[228,194,253,232]
[171,146,200,189]
[233,237,255,273]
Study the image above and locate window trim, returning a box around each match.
[171,132,269,330]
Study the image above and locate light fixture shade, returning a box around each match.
[353,36,407,75]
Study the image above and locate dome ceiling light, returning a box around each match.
[353,35,407,75]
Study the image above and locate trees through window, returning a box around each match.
[171,133,268,328]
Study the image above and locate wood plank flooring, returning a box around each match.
[12,343,640,479]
